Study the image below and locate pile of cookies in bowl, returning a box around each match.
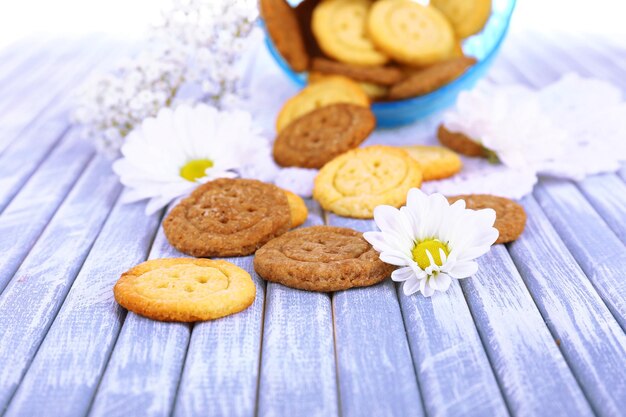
[261,0,505,125]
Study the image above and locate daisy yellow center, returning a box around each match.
[180,159,214,182]
[411,239,449,270]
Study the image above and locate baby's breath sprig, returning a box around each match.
[73,0,259,157]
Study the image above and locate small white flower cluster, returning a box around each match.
[73,0,258,156]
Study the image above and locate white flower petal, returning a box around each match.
[403,278,421,296]
[447,261,478,279]
[380,251,412,267]
[430,273,452,292]
[363,231,397,254]
[391,267,414,282]
[421,278,435,297]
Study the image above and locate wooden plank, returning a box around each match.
[171,254,265,417]
[251,200,338,417]
[0,36,115,155]
[461,245,593,416]
[0,157,121,412]
[3,193,160,417]
[326,215,423,417]
[88,226,192,417]
[534,180,626,327]
[398,279,509,417]
[0,41,124,212]
[0,39,56,94]
[508,196,626,417]
[0,130,94,293]
[577,174,626,243]
[0,37,99,113]
[532,31,626,85]
[0,102,73,214]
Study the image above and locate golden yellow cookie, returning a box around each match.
[309,71,388,98]
[276,75,370,132]
[400,145,462,181]
[312,0,389,66]
[431,0,491,39]
[449,38,465,58]
[367,0,455,66]
[114,258,256,322]
[313,145,423,218]
[358,81,389,100]
[284,190,308,227]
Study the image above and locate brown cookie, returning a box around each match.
[437,124,487,157]
[273,103,376,169]
[389,56,477,99]
[294,0,325,59]
[254,225,395,292]
[164,178,292,257]
[311,57,405,86]
[261,0,309,72]
[447,194,527,243]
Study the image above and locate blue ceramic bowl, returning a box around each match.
[262,0,516,128]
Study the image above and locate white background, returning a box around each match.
[0,0,625,49]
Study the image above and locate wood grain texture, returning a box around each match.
[172,254,266,417]
[0,39,56,94]
[3,193,160,417]
[508,196,626,417]
[462,245,593,417]
[0,36,115,155]
[254,200,338,417]
[0,41,124,212]
[88,227,191,417]
[533,180,626,329]
[327,215,423,417]
[576,174,626,243]
[0,39,81,109]
[398,279,509,417]
[0,116,73,213]
[0,157,121,412]
[0,130,94,293]
[173,200,270,417]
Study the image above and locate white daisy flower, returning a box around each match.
[363,189,499,297]
[113,103,275,214]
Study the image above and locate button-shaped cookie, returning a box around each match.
[368,0,455,66]
[312,0,389,66]
[163,178,292,257]
[273,103,376,169]
[401,145,462,181]
[254,226,395,291]
[431,0,491,39]
[313,145,423,218]
[276,75,370,132]
[114,258,256,322]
